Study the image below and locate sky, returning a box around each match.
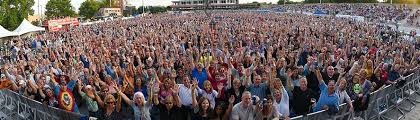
[31,0,281,15]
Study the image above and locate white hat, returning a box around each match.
[85,85,93,89]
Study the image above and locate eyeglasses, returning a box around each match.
[107,101,115,104]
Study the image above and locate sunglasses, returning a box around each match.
[107,101,115,104]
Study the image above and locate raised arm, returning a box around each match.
[95,91,105,108]
[192,79,198,108]
[223,95,235,120]
[243,69,252,88]
[118,88,133,106]
[315,69,324,85]
[171,84,182,108]
[77,79,84,96]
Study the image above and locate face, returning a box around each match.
[254,76,262,85]
[328,81,335,94]
[134,94,144,106]
[338,79,346,90]
[201,99,210,111]
[46,89,54,97]
[215,106,223,114]
[300,78,308,91]
[204,81,212,92]
[233,79,241,89]
[327,66,335,76]
[106,96,116,109]
[164,80,171,88]
[165,97,174,110]
[353,75,360,83]
[274,90,282,100]
[242,93,251,107]
[183,76,190,86]
[265,99,273,108]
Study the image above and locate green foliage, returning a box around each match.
[137,6,168,14]
[123,6,138,16]
[277,0,296,4]
[0,0,35,31]
[79,0,101,19]
[99,0,119,8]
[148,6,168,14]
[384,0,418,4]
[45,0,76,19]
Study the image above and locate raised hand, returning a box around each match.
[153,84,160,93]
[171,84,180,95]
[229,95,235,104]
[217,82,224,91]
[192,78,199,89]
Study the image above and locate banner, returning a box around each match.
[46,18,80,32]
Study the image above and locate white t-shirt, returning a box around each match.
[231,102,256,120]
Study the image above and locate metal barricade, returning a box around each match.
[290,67,420,120]
[0,89,84,120]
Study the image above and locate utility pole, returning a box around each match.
[142,0,145,14]
[109,0,112,7]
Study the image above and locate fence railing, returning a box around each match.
[291,67,420,120]
[0,67,418,120]
[0,89,86,120]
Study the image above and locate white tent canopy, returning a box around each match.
[0,25,18,38]
[13,19,45,35]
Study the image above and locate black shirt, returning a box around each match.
[225,86,246,105]
[97,109,121,120]
[291,86,317,116]
[157,104,190,120]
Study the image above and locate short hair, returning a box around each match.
[133,92,145,101]
[242,91,251,97]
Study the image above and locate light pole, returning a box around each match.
[142,0,145,14]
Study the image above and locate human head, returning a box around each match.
[203,80,212,92]
[164,95,175,110]
[327,66,335,76]
[254,75,262,85]
[299,77,308,91]
[241,91,252,107]
[104,94,116,109]
[198,97,211,114]
[133,92,145,106]
[327,80,336,95]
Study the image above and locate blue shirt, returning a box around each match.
[313,82,339,112]
[54,80,79,112]
[192,68,208,88]
[388,70,400,82]
[105,64,117,80]
[132,102,151,120]
[249,83,269,99]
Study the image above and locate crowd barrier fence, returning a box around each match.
[0,67,418,120]
[0,89,85,120]
[291,67,420,120]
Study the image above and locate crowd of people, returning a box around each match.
[0,4,419,120]
[279,4,413,23]
[407,9,420,27]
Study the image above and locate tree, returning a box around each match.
[100,0,119,8]
[45,0,76,19]
[79,0,101,19]
[148,6,168,14]
[277,0,294,4]
[0,0,35,31]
